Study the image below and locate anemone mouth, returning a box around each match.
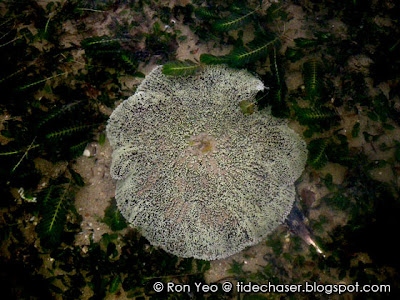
[175,132,223,175]
[188,132,216,155]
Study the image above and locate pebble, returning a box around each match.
[83,149,91,157]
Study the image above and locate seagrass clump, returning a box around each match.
[106,65,307,260]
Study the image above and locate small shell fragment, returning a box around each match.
[83,149,91,157]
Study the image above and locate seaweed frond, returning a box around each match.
[45,124,95,139]
[69,139,90,158]
[81,36,130,61]
[19,72,68,91]
[120,52,137,73]
[68,166,85,187]
[303,60,323,100]
[295,106,339,125]
[307,138,329,169]
[230,34,280,67]
[200,54,230,65]
[285,47,304,62]
[269,48,283,86]
[269,48,289,117]
[37,101,81,129]
[102,198,127,231]
[272,88,284,104]
[213,9,257,32]
[36,179,71,248]
[0,144,40,156]
[162,60,201,76]
[195,7,219,20]
[295,38,319,48]
[264,3,286,23]
[81,36,126,49]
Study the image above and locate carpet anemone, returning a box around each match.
[106,65,307,260]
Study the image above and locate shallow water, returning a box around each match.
[1,0,399,299]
